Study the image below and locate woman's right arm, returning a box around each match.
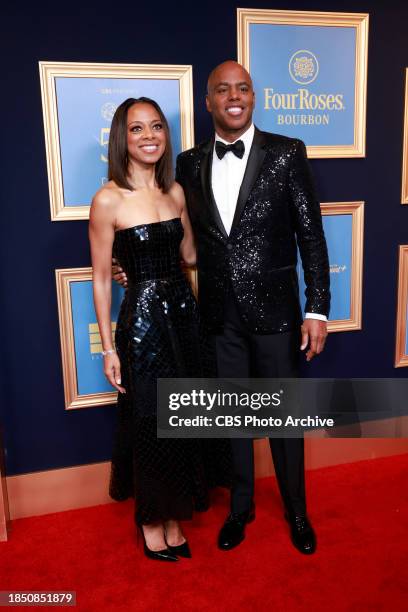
[89,190,126,394]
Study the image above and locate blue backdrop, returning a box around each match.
[298,214,353,321]
[0,0,407,476]
[56,77,182,206]
[250,23,356,145]
[71,280,124,395]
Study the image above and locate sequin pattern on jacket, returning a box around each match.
[176,128,330,334]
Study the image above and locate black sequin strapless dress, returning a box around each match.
[109,218,231,525]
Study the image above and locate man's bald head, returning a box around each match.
[207,60,253,94]
[205,60,255,142]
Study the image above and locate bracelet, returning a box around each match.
[101,348,116,356]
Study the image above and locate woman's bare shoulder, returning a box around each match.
[168,180,185,204]
[90,183,125,228]
[91,181,123,210]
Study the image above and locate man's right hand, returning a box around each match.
[112,257,128,287]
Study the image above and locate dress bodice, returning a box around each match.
[113,217,184,286]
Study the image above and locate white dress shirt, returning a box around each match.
[211,123,327,322]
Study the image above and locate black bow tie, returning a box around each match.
[215,139,245,160]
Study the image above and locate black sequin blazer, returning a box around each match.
[176,127,330,334]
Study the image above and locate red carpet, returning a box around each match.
[1,454,407,611]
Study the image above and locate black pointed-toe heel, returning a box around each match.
[138,526,179,562]
[166,540,192,558]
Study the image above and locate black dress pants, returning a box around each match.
[213,289,306,516]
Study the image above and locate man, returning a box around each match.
[115,61,330,554]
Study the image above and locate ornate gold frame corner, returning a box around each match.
[0,425,10,541]
[321,201,364,332]
[401,69,408,204]
[237,9,369,159]
[395,246,408,367]
[55,267,118,409]
[39,61,195,221]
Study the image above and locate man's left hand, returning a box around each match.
[300,319,328,361]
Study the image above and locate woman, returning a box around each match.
[89,97,230,562]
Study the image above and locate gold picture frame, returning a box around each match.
[395,246,408,367]
[56,266,198,409]
[39,62,195,221]
[0,426,10,541]
[237,8,369,158]
[402,69,408,204]
[55,267,117,409]
[321,202,364,332]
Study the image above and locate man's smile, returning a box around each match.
[225,106,245,116]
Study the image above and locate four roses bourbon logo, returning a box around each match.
[264,47,344,124]
[289,50,319,85]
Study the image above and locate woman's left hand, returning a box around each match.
[103,352,126,394]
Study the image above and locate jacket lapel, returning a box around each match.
[200,138,228,239]
[230,127,267,234]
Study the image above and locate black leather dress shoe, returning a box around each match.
[218,507,255,551]
[284,513,316,555]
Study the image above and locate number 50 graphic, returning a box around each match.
[100,127,110,163]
